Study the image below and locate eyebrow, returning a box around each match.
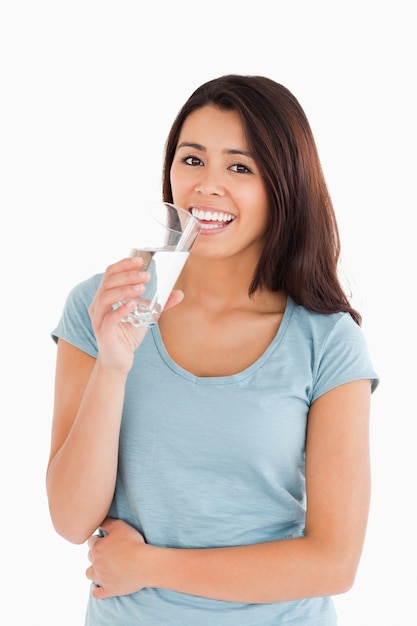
[176,142,253,158]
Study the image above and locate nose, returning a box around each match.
[194,167,225,196]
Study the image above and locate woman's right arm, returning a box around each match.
[46,258,155,543]
[46,257,184,544]
[46,339,128,544]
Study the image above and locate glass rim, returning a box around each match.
[149,201,201,235]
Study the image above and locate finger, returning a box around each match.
[92,274,149,319]
[108,299,140,321]
[86,565,95,582]
[87,533,100,549]
[91,583,108,599]
[101,259,149,293]
[99,517,116,532]
[91,261,150,313]
[104,256,145,277]
[163,290,184,311]
[104,270,150,295]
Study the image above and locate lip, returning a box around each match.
[190,205,236,234]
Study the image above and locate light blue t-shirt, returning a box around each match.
[52,274,379,626]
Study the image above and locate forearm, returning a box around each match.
[47,360,127,543]
[145,536,356,603]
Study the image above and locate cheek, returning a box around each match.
[169,168,189,203]
[239,186,269,221]
[250,202,271,238]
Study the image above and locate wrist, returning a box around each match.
[143,544,177,591]
[94,354,132,379]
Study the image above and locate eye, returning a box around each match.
[182,155,204,167]
[230,163,252,174]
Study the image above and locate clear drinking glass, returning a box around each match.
[117,202,201,328]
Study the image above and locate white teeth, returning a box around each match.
[191,208,235,223]
[200,222,223,230]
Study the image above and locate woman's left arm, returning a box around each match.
[87,379,371,602]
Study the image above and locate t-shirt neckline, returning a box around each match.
[150,296,295,385]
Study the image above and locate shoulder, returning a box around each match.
[51,273,104,356]
[65,273,103,307]
[288,299,362,346]
[287,300,379,399]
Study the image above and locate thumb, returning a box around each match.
[163,289,184,311]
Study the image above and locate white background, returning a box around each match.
[1,1,415,624]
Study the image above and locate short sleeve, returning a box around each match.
[51,274,103,358]
[311,313,379,403]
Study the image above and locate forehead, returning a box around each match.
[178,105,247,148]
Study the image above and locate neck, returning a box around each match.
[176,254,283,313]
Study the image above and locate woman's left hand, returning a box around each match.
[86,518,148,599]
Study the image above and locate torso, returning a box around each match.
[158,292,287,377]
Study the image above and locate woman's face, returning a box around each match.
[170,105,270,261]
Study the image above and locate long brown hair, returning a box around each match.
[162,75,361,324]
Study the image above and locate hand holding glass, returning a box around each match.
[114,202,201,328]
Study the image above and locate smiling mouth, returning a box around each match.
[191,208,236,230]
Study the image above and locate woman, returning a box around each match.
[47,74,379,625]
